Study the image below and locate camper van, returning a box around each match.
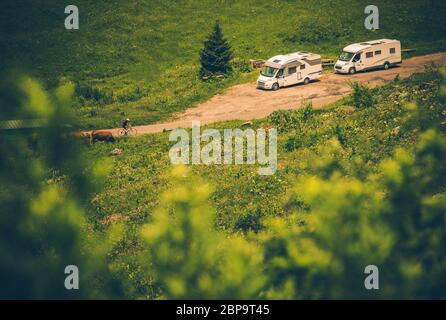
[334,39,401,74]
[257,51,322,90]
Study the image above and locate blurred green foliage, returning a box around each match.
[140,166,264,299]
[0,76,123,298]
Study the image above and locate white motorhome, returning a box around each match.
[334,39,401,74]
[257,51,322,90]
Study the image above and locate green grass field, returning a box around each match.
[1,0,445,129]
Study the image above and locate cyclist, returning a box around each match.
[122,118,130,134]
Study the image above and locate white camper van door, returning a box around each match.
[276,69,285,87]
[284,66,298,86]
[352,53,364,71]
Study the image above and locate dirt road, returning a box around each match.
[99,52,446,135]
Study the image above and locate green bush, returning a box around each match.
[350,82,375,109]
[269,105,314,132]
[405,67,445,131]
[231,59,252,73]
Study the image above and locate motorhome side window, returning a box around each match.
[366,52,373,58]
[390,48,396,54]
[288,66,297,75]
[300,64,305,70]
[277,69,284,77]
[353,54,361,62]
[375,50,382,55]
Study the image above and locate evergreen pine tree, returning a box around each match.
[199,21,233,78]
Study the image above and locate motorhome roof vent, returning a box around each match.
[273,59,281,63]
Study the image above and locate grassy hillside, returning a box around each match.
[86,67,444,231]
[83,66,446,297]
[1,0,445,129]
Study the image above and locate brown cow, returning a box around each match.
[91,130,115,143]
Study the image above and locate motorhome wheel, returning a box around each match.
[384,62,390,70]
[304,77,310,85]
[272,83,279,91]
[349,67,356,74]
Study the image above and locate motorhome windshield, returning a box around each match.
[261,66,278,77]
[339,51,354,61]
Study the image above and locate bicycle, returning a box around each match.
[118,126,137,136]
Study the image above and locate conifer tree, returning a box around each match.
[199,21,233,78]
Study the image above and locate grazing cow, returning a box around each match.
[91,130,115,143]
